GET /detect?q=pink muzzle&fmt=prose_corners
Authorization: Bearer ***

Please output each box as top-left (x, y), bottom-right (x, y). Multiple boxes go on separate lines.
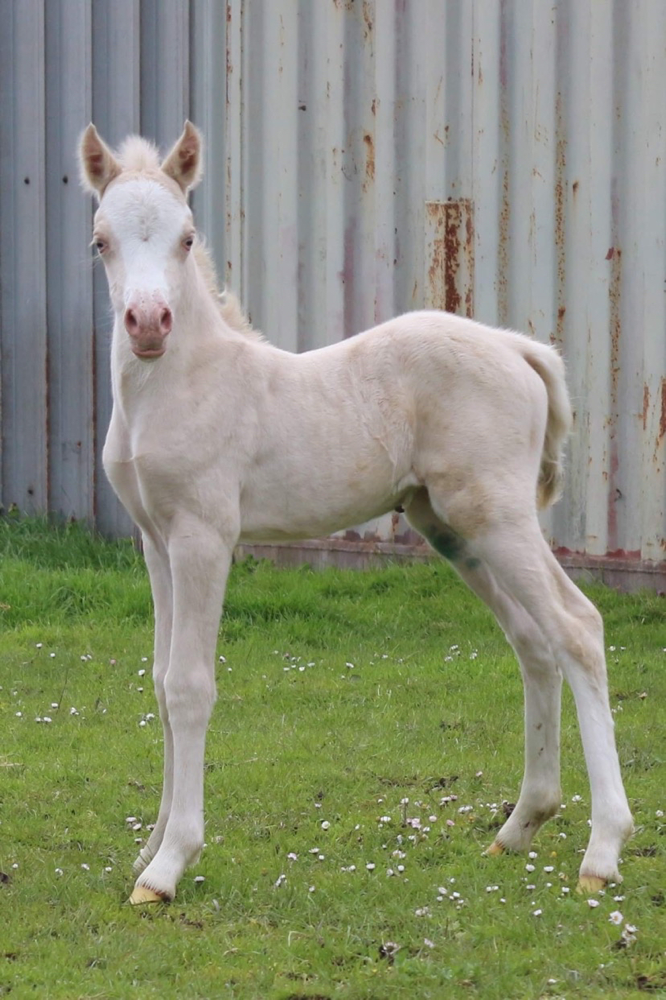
top-left (124, 294), bottom-right (172, 359)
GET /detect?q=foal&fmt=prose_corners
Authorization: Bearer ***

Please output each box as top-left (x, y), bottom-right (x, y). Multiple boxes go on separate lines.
top-left (79, 122), bottom-right (633, 904)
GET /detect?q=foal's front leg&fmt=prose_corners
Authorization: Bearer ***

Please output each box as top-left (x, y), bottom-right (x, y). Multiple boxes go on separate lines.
top-left (130, 521), bottom-right (234, 904)
top-left (132, 533), bottom-right (174, 876)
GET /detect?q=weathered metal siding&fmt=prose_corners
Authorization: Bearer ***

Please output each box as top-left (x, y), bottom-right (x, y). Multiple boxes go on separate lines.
top-left (209, 0), bottom-right (666, 584)
top-left (0, 0), bottom-right (191, 536)
top-left (1, 1), bottom-right (665, 587)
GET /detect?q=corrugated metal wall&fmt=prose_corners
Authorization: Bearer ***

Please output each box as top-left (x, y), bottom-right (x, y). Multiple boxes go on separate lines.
top-left (1, 1), bottom-right (665, 586)
top-left (0, 0), bottom-right (194, 537)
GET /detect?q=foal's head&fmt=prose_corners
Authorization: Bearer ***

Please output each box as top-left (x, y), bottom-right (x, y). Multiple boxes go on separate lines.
top-left (79, 122), bottom-right (203, 360)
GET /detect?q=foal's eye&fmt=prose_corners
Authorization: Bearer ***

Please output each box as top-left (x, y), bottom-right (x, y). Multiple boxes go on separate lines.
top-left (182, 235), bottom-right (195, 252)
top-left (93, 239), bottom-right (107, 255)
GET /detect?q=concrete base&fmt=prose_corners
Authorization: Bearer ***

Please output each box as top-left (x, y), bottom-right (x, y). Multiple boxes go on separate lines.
top-left (235, 538), bottom-right (666, 594)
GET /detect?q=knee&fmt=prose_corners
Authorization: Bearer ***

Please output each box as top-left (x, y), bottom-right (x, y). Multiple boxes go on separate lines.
top-left (164, 668), bottom-right (216, 724)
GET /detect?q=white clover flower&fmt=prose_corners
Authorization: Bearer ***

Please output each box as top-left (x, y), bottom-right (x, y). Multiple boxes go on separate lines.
top-left (366, 863), bottom-right (376, 871)
top-left (194, 875), bottom-right (205, 883)
top-left (533, 909), bottom-right (542, 917)
top-left (609, 911), bottom-right (623, 925)
top-left (587, 899), bottom-right (600, 908)
top-left (321, 821), bottom-right (330, 830)
top-left (621, 923), bottom-right (638, 946)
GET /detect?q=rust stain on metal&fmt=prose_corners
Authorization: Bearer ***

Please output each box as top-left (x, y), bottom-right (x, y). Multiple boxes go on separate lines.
top-left (642, 384), bottom-right (650, 431)
top-left (362, 0), bottom-right (373, 35)
top-left (660, 377), bottom-right (666, 441)
top-left (425, 200), bottom-right (475, 317)
top-left (608, 246), bottom-right (622, 396)
top-left (363, 133), bottom-right (375, 188)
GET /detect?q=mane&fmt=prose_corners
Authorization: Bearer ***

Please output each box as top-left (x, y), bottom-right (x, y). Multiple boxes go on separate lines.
top-left (193, 241), bottom-right (265, 342)
top-left (116, 136), bottom-right (162, 173)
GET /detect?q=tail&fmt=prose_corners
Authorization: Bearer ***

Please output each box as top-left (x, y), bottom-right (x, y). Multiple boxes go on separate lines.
top-left (517, 339), bottom-right (573, 509)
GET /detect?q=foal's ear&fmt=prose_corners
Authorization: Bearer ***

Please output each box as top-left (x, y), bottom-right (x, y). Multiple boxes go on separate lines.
top-left (78, 124), bottom-right (122, 199)
top-left (161, 121), bottom-right (203, 193)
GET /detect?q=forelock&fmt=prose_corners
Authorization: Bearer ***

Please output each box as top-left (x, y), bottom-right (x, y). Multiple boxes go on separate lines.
top-left (116, 136), bottom-right (161, 172)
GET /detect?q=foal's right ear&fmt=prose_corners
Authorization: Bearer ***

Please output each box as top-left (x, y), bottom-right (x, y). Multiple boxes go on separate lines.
top-left (79, 124), bottom-right (122, 199)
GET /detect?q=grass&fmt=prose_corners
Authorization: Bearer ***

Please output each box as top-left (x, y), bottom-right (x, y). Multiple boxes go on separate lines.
top-left (1, 515), bottom-right (665, 999)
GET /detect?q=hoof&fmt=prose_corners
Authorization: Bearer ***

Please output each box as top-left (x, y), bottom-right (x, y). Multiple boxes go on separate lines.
top-left (577, 874), bottom-right (606, 895)
top-left (484, 841), bottom-right (504, 857)
top-left (129, 884), bottom-right (167, 905)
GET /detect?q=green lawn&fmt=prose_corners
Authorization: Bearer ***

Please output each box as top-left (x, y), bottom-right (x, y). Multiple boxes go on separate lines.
top-left (1, 516), bottom-right (664, 999)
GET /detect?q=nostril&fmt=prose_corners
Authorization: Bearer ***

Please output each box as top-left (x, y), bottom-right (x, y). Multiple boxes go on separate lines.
top-left (160, 308), bottom-right (173, 334)
top-left (125, 308), bottom-right (139, 335)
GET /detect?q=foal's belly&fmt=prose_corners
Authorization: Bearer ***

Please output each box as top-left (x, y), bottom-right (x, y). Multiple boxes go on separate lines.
top-left (237, 471), bottom-right (420, 543)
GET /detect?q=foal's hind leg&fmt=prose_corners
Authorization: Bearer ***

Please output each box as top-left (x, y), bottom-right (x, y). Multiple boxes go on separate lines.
top-left (405, 490), bottom-right (564, 850)
top-left (457, 507), bottom-right (632, 888)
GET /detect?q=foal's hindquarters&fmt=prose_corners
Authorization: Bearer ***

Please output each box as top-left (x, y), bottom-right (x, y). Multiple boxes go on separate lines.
top-left (402, 360), bottom-right (633, 892)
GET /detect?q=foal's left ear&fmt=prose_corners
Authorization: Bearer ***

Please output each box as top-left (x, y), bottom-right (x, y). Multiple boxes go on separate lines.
top-left (161, 121), bottom-right (204, 193)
